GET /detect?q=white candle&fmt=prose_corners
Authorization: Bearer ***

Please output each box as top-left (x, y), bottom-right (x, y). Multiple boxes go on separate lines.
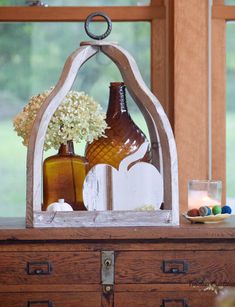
top-left (188, 190), bottom-right (220, 210)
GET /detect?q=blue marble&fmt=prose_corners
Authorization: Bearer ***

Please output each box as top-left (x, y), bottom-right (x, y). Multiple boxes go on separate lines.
top-left (221, 205), bottom-right (232, 214)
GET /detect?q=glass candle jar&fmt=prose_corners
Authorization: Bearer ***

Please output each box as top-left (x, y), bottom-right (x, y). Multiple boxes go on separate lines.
top-left (188, 180), bottom-right (222, 210)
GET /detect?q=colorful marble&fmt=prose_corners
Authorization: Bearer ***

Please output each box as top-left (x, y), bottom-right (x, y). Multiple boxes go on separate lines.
top-left (187, 208), bottom-right (200, 217)
top-left (199, 206), bottom-right (211, 216)
top-left (221, 205), bottom-right (232, 214)
top-left (212, 205), bottom-right (221, 215)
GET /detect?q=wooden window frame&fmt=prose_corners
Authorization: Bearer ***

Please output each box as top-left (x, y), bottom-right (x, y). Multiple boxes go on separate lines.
top-left (0, 1), bottom-right (177, 209)
top-left (213, 3), bottom-right (235, 20)
top-left (173, 0), bottom-right (233, 212)
top-left (0, 0), bottom-right (174, 120)
top-left (211, 0), bottom-right (226, 207)
top-left (2, 0), bottom-right (232, 214)
top-left (0, 2), bottom-right (174, 125)
top-left (212, 0), bottom-right (235, 205)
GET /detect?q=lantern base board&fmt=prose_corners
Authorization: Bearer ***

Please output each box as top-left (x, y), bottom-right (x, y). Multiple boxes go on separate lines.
top-left (32, 210), bottom-right (178, 228)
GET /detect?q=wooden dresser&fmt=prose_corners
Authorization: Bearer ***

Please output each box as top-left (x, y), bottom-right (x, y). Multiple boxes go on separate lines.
top-left (0, 217), bottom-right (235, 307)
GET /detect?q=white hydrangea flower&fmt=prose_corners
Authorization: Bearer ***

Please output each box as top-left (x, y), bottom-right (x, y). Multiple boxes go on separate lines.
top-left (13, 88), bottom-right (107, 151)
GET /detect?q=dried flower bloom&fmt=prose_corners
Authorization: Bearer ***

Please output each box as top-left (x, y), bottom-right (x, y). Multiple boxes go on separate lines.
top-left (13, 88), bottom-right (107, 151)
top-left (135, 204), bottom-right (156, 211)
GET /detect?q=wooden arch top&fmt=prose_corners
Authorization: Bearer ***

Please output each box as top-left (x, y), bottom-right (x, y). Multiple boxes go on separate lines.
top-left (26, 41), bottom-right (179, 228)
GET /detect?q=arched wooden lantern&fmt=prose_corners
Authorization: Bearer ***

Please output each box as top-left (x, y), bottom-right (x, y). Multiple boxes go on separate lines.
top-left (26, 16), bottom-right (179, 228)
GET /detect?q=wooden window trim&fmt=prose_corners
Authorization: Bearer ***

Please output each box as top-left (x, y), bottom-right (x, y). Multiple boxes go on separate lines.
top-left (0, 2), bottom-right (173, 118)
top-left (212, 0), bottom-right (226, 206)
top-left (213, 4), bottom-right (235, 21)
top-left (212, 1), bottom-right (235, 204)
top-left (212, 0), bottom-right (235, 205)
top-left (0, 1), bottom-right (174, 210)
top-left (0, 3), bottom-right (170, 98)
top-left (0, 6), bottom-right (165, 22)
top-left (5, 0), bottom-right (228, 213)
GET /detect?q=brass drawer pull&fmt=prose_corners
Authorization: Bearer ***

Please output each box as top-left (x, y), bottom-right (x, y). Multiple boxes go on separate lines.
top-left (162, 260), bottom-right (189, 274)
top-left (27, 301), bottom-right (53, 307)
top-left (26, 261), bottom-right (52, 275)
top-left (161, 298), bottom-right (188, 307)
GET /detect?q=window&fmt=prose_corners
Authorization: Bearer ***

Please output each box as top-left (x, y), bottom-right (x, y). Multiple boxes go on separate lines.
top-left (0, 1), bottom-right (171, 217)
top-left (226, 22), bottom-right (235, 206)
top-left (212, 0), bottom-right (235, 207)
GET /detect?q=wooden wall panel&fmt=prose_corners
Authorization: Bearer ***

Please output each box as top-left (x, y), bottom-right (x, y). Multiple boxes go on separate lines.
top-left (174, 0), bottom-right (209, 212)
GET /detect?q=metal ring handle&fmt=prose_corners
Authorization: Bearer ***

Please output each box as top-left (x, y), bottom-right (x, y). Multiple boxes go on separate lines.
top-left (84, 12), bottom-right (112, 40)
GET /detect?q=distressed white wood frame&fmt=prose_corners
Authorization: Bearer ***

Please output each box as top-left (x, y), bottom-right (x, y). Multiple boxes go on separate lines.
top-left (26, 41), bottom-right (179, 228)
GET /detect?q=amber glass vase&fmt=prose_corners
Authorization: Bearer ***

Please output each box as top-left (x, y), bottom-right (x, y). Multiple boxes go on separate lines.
top-left (43, 140), bottom-right (88, 211)
top-left (85, 82), bottom-right (151, 169)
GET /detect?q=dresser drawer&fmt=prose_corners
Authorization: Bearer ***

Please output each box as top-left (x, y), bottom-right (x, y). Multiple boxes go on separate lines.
top-left (0, 252), bottom-right (100, 285)
top-left (115, 251), bottom-right (235, 285)
top-left (0, 292), bottom-right (100, 307)
top-left (115, 291), bottom-right (215, 307)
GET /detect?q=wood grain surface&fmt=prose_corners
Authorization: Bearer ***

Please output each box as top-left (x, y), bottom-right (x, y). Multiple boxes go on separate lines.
top-left (33, 210), bottom-right (173, 228)
top-left (0, 292), bottom-right (101, 307)
top-left (174, 0), bottom-right (209, 213)
top-left (0, 217), bottom-right (233, 307)
top-left (0, 252), bottom-right (100, 285)
top-left (0, 6), bottom-right (165, 22)
top-left (0, 284), bottom-right (101, 293)
top-left (0, 241), bottom-right (234, 253)
top-left (212, 0), bottom-right (226, 203)
top-left (1, 216), bottom-right (235, 241)
top-left (213, 4), bottom-right (235, 21)
top-left (151, 18), bottom-right (166, 111)
top-left (115, 250), bottom-right (235, 285)
top-left (114, 291), bottom-right (215, 307)
top-left (0, 289), bottom-right (215, 307)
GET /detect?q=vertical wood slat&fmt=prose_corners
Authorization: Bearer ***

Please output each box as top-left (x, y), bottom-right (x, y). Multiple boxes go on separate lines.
top-left (150, 18), bottom-right (163, 171)
top-left (151, 0), bottom-right (174, 125)
top-left (212, 0), bottom-right (226, 203)
top-left (174, 0), bottom-right (209, 213)
top-left (165, 0), bottom-right (175, 127)
top-left (151, 18), bottom-right (166, 110)
top-left (151, 1), bottom-right (175, 209)
top-left (106, 167), bottom-right (113, 211)
top-left (150, 7), bottom-right (167, 188)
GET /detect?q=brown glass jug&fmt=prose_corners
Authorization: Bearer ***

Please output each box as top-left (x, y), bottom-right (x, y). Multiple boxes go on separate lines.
top-left (43, 140), bottom-right (88, 211)
top-left (85, 82), bottom-right (151, 169)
